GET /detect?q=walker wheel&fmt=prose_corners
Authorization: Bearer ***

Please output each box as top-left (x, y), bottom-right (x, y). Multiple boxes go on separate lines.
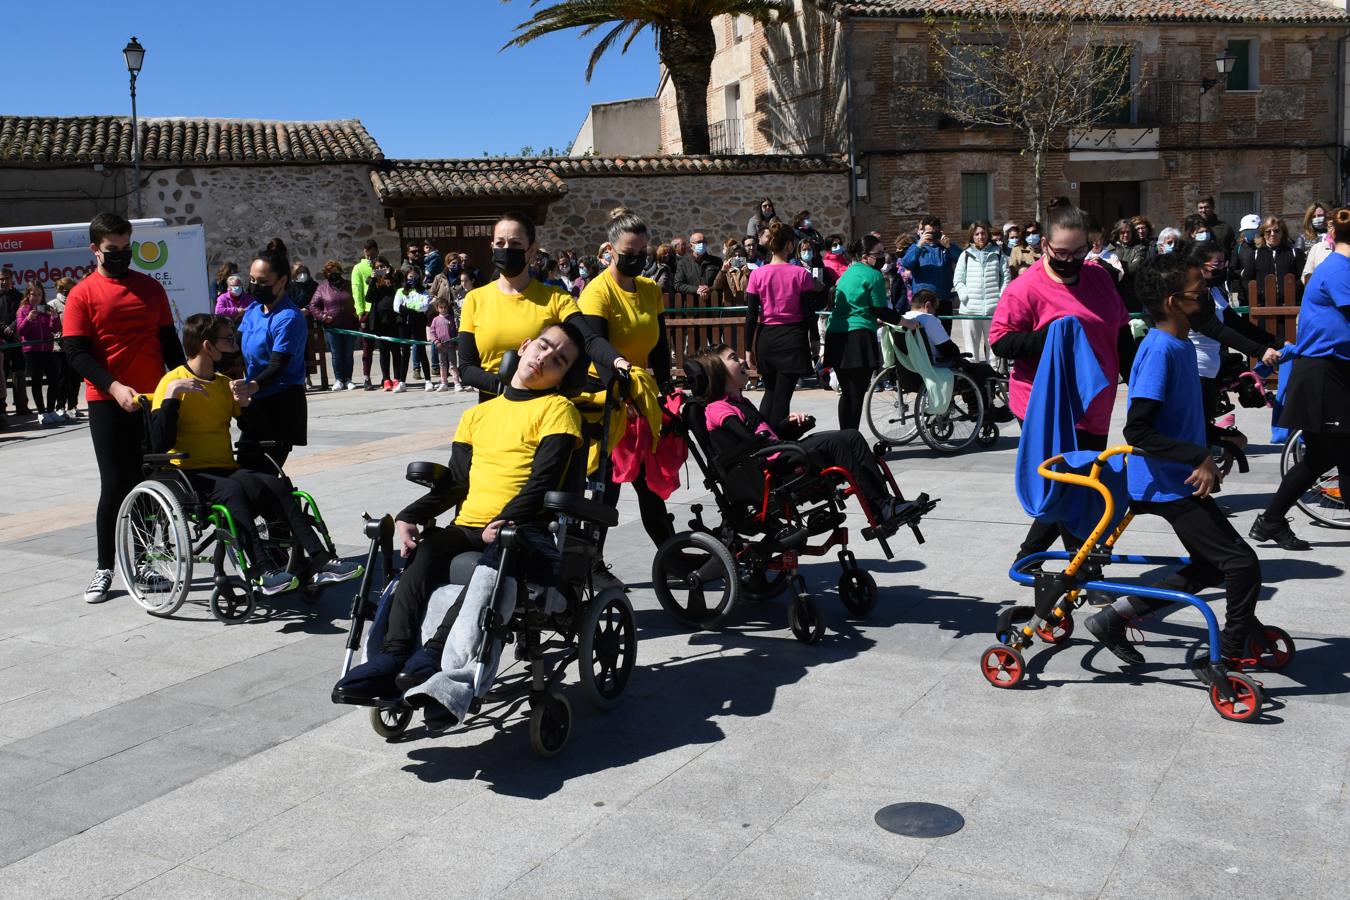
top-left (976, 422), bottom-right (999, 447)
top-left (788, 594), bottom-right (826, 644)
top-left (369, 705), bottom-right (413, 740)
top-left (209, 583), bottom-right (255, 623)
top-left (529, 691), bottom-right (572, 758)
top-left (1035, 612), bottom-right (1074, 644)
top-left (1244, 626), bottom-right (1296, 671)
top-left (837, 569), bottom-right (879, 618)
top-left (980, 644), bottom-right (1025, 688)
top-left (1209, 671), bottom-right (1263, 722)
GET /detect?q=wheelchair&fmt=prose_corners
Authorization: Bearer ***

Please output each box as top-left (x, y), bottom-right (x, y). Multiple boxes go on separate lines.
top-left (865, 324), bottom-right (1011, 453)
top-left (982, 446), bottom-right (1294, 722)
top-left (113, 399), bottom-right (338, 623)
top-left (331, 356), bottom-right (637, 758)
top-left (650, 360), bottom-right (938, 644)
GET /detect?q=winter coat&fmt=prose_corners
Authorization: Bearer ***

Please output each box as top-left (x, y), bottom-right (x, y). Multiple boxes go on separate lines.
top-left (307, 281), bottom-right (358, 330)
top-left (900, 241), bottom-right (961, 299)
top-left (1239, 243), bottom-right (1305, 304)
top-left (1008, 246), bottom-right (1042, 278)
top-left (16, 303), bottom-right (56, 352)
top-left (952, 244), bottom-right (1009, 316)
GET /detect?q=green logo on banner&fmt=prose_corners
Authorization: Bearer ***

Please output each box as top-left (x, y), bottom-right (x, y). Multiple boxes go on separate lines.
top-left (133, 239), bottom-right (169, 270)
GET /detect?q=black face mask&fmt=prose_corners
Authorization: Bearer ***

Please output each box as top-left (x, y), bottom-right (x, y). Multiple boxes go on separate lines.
top-left (1046, 255), bottom-right (1085, 282)
top-left (216, 350), bottom-right (242, 371)
top-left (1206, 268), bottom-right (1227, 285)
top-left (327, 273), bottom-right (344, 287)
top-left (493, 247), bottom-right (528, 278)
top-left (250, 281), bottom-right (274, 304)
top-left (615, 252), bottom-right (646, 278)
top-left (100, 248), bottom-right (133, 277)
top-left (870, 258), bottom-right (885, 272)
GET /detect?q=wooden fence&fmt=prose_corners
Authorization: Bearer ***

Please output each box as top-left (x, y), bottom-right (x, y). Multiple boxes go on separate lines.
top-left (663, 288), bottom-right (761, 379)
top-left (1244, 274), bottom-right (1301, 349)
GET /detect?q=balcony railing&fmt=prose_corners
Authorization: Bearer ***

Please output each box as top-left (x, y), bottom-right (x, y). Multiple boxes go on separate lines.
top-left (709, 117), bottom-right (745, 154)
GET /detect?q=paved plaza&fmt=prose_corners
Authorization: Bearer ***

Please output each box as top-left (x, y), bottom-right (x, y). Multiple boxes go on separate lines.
top-left (1, 379), bottom-right (1348, 899)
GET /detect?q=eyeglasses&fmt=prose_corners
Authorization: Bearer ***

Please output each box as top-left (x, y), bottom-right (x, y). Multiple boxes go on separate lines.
top-left (1170, 290), bottom-right (1209, 303)
top-left (1263, 228), bottom-right (1281, 235)
top-left (213, 334), bottom-right (238, 347)
top-left (1044, 243), bottom-right (1089, 262)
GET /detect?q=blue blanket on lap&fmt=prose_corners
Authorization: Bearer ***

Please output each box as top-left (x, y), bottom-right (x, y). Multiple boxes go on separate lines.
top-left (1014, 317), bottom-right (1127, 538)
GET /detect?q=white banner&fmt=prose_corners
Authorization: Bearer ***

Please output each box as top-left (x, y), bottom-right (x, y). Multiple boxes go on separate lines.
top-left (0, 222), bottom-right (210, 330)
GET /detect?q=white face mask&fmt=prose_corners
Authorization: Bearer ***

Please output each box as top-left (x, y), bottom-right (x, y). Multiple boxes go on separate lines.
top-left (295, 273), bottom-right (309, 283)
top-left (229, 285), bottom-right (243, 297)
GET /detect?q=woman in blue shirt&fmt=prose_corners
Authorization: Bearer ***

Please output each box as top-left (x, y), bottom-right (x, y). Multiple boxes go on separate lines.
top-left (1251, 208), bottom-right (1350, 550)
top-left (236, 238), bottom-right (309, 469)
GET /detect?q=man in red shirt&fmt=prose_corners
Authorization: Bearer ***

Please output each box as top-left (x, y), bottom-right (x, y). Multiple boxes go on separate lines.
top-left (63, 213), bottom-right (186, 603)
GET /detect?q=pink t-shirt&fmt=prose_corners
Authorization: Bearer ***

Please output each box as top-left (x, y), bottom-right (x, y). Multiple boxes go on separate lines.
top-left (989, 259), bottom-right (1129, 435)
top-left (746, 263), bottom-right (815, 326)
top-left (705, 396), bottom-right (778, 439)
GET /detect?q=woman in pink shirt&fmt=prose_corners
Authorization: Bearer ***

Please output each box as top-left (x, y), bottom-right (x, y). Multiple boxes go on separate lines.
top-left (214, 274), bottom-right (254, 321)
top-left (990, 204), bottom-right (1133, 560)
top-left (745, 222), bottom-right (827, 429)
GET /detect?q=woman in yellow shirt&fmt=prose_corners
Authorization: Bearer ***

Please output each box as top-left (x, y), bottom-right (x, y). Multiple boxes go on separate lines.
top-left (457, 213), bottom-right (621, 401)
top-left (579, 208), bottom-right (675, 585)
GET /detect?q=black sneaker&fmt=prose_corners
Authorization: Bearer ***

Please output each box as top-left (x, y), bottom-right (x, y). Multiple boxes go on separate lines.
top-left (363, 379), bottom-right (376, 391)
top-left (422, 699), bottom-right (459, 734)
top-left (590, 559), bottom-right (627, 593)
top-left (1248, 514), bottom-right (1311, 551)
top-left (254, 569), bottom-right (298, 596)
top-left (309, 557), bottom-right (363, 588)
top-left (1085, 607), bottom-right (1145, 665)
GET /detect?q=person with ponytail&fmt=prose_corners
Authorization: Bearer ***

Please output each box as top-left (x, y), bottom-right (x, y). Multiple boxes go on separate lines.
top-left (1249, 207), bottom-right (1350, 550)
top-left (456, 212), bottom-right (620, 402)
top-left (235, 238), bottom-right (309, 469)
top-left (824, 233), bottom-right (905, 430)
top-left (745, 220), bottom-right (825, 429)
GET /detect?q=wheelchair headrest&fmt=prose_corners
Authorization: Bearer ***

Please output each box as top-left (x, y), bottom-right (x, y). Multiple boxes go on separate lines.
top-left (496, 341), bottom-right (589, 397)
top-left (683, 359), bottom-right (710, 399)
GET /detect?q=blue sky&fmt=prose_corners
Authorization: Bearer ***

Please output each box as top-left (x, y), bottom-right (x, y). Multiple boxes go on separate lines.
top-left (7, 0), bottom-right (660, 158)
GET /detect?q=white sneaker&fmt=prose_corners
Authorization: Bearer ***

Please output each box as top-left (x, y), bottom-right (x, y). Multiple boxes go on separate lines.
top-left (346, 381), bottom-right (360, 391)
top-left (84, 568), bottom-right (114, 603)
top-left (330, 381), bottom-right (345, 392)
top-left (39, 412), bottom-right (56, 426)
top-left (454, 384), bottom-right (466, 393)
top-left (424, 382), bottom-right (435, 393)
top-left (392, 381), bottom-right (406, 394)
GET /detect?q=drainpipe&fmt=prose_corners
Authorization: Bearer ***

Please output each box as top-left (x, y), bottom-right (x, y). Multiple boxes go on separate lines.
top-left (839, 9), bottom-right (859, 230)
top-left (1339, 26), bottom-right (1348, 202)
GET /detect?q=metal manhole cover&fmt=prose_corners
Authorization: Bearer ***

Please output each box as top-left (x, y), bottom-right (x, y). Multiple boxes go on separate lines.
top-left (874, 802), bottom-right (965, 837)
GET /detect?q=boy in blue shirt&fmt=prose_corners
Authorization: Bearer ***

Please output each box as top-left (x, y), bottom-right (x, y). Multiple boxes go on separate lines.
top-left (1085, 253), bottom-right (1264, 666)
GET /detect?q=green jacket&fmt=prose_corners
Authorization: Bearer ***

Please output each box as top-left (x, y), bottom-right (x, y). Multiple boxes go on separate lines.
top-left (351, 258), bottom-right (374, 317)
top-left (827, 262), bottom-right (888, 333)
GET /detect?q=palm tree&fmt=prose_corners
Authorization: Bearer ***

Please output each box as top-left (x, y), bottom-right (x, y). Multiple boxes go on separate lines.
top-left (503, 0), bottom-right (791, 155)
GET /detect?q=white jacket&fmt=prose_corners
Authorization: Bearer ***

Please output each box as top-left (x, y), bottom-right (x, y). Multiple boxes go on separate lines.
top-left (953, 245), bottom-right (1009, 316)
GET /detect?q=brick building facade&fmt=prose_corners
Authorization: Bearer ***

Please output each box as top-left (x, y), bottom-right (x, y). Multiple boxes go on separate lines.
top-left (659, 0), bottom-right (1350, 237)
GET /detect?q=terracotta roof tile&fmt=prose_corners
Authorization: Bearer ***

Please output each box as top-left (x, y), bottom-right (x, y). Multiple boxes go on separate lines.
top-left (371, 155), bottom-right (848, 202)
top-left (0, 116), bottom-right (383, 167)
top-left (834, 0), bottom-right (1350, 23)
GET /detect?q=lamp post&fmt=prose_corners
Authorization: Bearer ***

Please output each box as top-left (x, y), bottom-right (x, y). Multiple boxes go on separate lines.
top-left (123, 36), bottom-right (145, 218)
top-left (1197, 51), bottom-right (1238, 200)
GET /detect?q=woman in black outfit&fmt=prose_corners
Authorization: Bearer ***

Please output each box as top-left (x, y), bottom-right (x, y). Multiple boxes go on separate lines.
top-left (745, 221), bottom-right (825, 428)
top-left (1239, 216), bottom-right (1305, 305)
top-left (365, 257), bottom-right (399, 389)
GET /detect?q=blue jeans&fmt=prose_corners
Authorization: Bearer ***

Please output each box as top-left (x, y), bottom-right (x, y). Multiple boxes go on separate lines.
top-left (325, 330), bottom-right (355, 384)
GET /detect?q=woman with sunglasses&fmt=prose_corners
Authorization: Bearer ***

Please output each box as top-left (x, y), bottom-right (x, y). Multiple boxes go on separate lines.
top-left (1008, 220), bottom-right (1043, 278)
top-left (1239, 216), bottom-right (1305, 305)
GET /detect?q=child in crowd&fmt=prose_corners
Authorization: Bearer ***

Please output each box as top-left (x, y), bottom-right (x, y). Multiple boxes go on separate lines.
top-left (902, 289), bottom-right (1012, 422)
top-left (150, 313), bottom-right (362, 595)
top-left (16, 281), bottom-right (62, 426)
top-left (394, 268), bottom-right (432, 390)
top-left (429, 298), bottom-right (463, 392)
top-left (1085, 253), bottom-right (1265, 667)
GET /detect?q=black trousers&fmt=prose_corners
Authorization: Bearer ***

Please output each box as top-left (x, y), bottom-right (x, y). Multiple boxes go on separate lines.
top-left (382, 524), bottom-right (486, 657)
top-left (600, 464), bottom-right (674, 552)
top-left (1265, 431), bottom-right (1350, 521)
top-left (1016, 429), bottom-right (1109, 562)
top-left (237, 385), bottom-right (306, 470)
top-left (836, 367), bottom-right (872, 432)
top-left (187, 468), bottom-right (326, 570)
top-left (89, 401), bottom-right (145, 570)
top-left (56, 349), bottom-right (81, 409)
top-left (3, 348), bottom-right (26, 414)
top-left (1125, 496), bottom-right (1261, 657)
top-left (757, 362), bottom-right (799, 433)
top-left (801, 429), bottom-right (889, 507)
top-left (24, 351), bottom-right (58, 413)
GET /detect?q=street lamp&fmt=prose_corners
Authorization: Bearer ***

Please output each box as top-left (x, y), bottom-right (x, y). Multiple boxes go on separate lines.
top-left (123, 36), bottom-right (145, 217)
top-left (1197, 50), bottom-right (1237, 203)
top-left (1202, 50), bottom-right (1237, 94)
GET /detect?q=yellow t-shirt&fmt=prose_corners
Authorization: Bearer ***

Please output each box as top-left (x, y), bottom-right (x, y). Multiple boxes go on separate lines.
top-left (151, 365), bottom-right (241, 470)
top-left (459, 280), bottom-right (581, 377)
top-left (453, 391), bottom-right (582, 529)
top-left (577, 269), bottom-right (663, 375)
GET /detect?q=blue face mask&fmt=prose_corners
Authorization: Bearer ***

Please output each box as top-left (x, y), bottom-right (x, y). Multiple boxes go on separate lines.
top-left (578, 268), bottom-right (590, 279)
top-left (1195, 231), bottom-right (1210, 242)
top-left (1026, 234), bottom-right (1041, 247)
top-left (693, 242), bottom-right (706, 255)
top-left (1161, 243), bottom-right (1175, 254)
top-left (801, 250), bottom-right (814, 262)
top-left (803, 218), bottom-right (813, 229)
top-left (1008, 237), bottom-right (1020, 248)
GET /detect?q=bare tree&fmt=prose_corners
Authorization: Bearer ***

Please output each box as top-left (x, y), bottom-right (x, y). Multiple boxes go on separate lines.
top-left (904, 6), bottom-right (1141, 213)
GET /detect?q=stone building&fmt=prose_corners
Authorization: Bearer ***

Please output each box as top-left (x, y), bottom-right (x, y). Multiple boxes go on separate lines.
top-left (0, 116), bottom-right (396, 273)
top-left (659, 0), bottom-right (1350, 236)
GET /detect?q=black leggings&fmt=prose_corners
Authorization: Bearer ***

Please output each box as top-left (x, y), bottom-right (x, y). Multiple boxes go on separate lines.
top-left (397, 321), bottom-right (429, 381)
top-left (383, 524), bottom-right (486, 657)
top-left (801, 429), bottom-right (889, 507)
top-left (836, 367), bottom-right (873, 432)
top-left (89, 401), bottom-right (146, 570)
top-left (1264, 430), bottom-right (1350, 521)
top-left (187, 468), bottom-right (326, 570)
top-left (757, 362), bottom-right (799, 433)
top-left (600, 465), bottom-right (674, 553)
top-left (1114, 496), bottom-right (1261, 657)
top-left (24, 351), bottom-right (58, 413)
top-left (1016, 429), bottom-right (1109, 562)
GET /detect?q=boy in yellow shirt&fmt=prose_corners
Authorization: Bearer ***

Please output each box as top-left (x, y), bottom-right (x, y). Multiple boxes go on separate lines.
top-left (150, 314), bottom-right (361, 595)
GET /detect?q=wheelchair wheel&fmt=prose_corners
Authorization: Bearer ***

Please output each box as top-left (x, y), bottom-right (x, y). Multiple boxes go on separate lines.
top-left (865, 367), bottom-right (920, 446)
top-left (209, 583), bottom-right (255, 623)
top-left (975, 422), bottom-right (999, 447)
top-left (741, 567), bottom-right (789, 603)
top-left (980, 645), bottom-right (1025, 688)
top-left (917, 370), bottom-right (984, 454)
top-left (577, 588), bottom-right (637, 711)
top-left (529, 691), bottom-right (572, 758)
top-left (837, 569), bottom-right (879, 618)
top-left (652, 531), bottom-right (739, 630)
top-left (1281, 430), bottom-right (1348, 528)
top-left (788, 592), bottom-right (826, 644)
top-left (370, 705), bottom-right (413, 740)
top-left (1209, 671), bottom-right (1263, 722)
top-left (1244, 625), bottom-right (1296, 671)
top-left (115, 481), bottom-right (193, 617)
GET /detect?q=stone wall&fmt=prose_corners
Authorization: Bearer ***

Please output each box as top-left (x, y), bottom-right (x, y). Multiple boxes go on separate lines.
top-left (140, 163), bottom-right (397, 273)
top-left (537, 170), bottom-right (850, 254)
